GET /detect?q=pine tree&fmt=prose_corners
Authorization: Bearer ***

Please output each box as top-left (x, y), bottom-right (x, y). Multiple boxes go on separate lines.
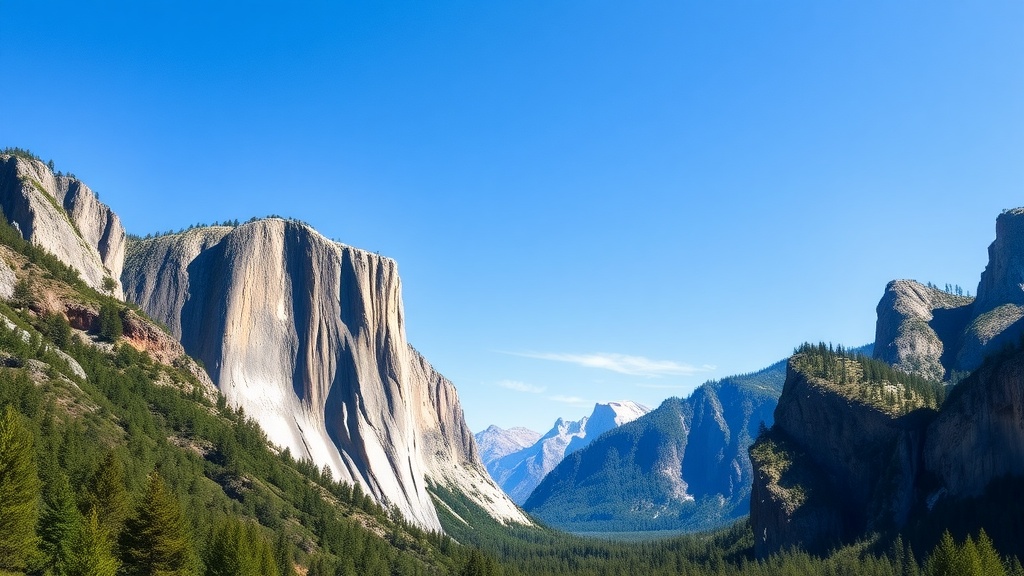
top-left (925, 531), bottom-right (959, 576)
top-left (98, 302), bottom-right (123, 342)
top-left (83, 451), bottom-right (130, 538)
top-left (39, 469), bottom-right (83, 576)
top-left (204, 516), bottom-right (279, 576)
top-left (274, 530), bottom-right (294, 576)
top-left (120, 473), bottom-right (196, 576)
top-left (975, 529), bottom-right (1007, 576)
top-left (68, 507), bottom-right (119, 576)
top-left (0, 405), bottom-right (41, 573)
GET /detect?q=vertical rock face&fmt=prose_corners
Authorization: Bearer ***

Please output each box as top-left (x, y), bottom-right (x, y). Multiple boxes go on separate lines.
top-left (924, 351), bottom-right (1024, 498)
top-left (0, 155), bottom-right (125, 297)
top-left (122, 219), bottom-right (530, 530)
top-left (874, 208), bottom-right (1024, 380)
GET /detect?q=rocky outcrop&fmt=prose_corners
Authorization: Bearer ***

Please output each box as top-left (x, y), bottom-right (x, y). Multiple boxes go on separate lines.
top-left (750, 359), bottom-right (927, 557)
top-left (485, 401), bottom-right (649, 504)
top-left (0, 155), bottom-right (125, 298)
top-left (122, 219), bottom-right (529, 530)
top-left (524, 361), bottom-right (785, 533)
top-left (873, 280), bottom-right (973, 381)
top-left (875, 209), bottom-right (1024, 380)
top-left (751, 344), bottom-right (1024, 558)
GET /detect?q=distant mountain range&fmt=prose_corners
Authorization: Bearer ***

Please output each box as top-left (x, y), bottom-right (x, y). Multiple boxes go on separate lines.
top-left (476, 401), bottom-right (650, 504)
top-left (522, 361), bottom-right (786, 532)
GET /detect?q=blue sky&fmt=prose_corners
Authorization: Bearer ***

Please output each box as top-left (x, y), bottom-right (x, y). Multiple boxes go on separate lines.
top-left (3, 2), bottom-right (1022, 433)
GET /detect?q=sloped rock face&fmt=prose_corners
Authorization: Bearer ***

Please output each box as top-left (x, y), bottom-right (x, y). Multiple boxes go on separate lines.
top-left (873, 280), bottom-right (973, 381)
top-left (875, 209), bottom-right (1024, 380)
top-left (0, 155), bottom-right (125, 298)
top-left (122, 219), bottom-right (529, 530)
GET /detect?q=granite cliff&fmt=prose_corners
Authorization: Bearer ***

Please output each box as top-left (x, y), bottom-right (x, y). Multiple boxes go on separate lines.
top-left (122, 219), bottom-right (529, 531)
top-left (0, 154), bottom-right (125, 298)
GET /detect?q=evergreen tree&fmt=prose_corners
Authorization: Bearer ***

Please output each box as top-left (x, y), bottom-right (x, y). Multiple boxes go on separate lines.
top-left (83, 451), bottom-right (130, 537)
top-left (98, 302), bottom-right (123, 342)
top-left (39, 469), bottom-right (83, 576)
top-left (0, 405), bottom-right (41, 573)
top-left (925, 531), bottom-right (959, 576)
top-left (274, 530), bottom-right (294, 576)
top-left (67, 507), bottom-right (119, 576)
top-left (120, 473), bottom-right (196, 576)
top-left (204, 516), bottom-right (279, 576)
top-left (975, 530), bottom-right (1007, 576)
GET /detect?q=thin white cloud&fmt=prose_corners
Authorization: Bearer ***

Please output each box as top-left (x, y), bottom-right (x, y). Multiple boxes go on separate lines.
top-left (497, 380), bottom-right (546, 394)
top-left (633, 382), bottom-right (691, 390)
top-left (509, 351), bottom-right (714, 378)
top-left (548, 394), bottom-right (590, 406)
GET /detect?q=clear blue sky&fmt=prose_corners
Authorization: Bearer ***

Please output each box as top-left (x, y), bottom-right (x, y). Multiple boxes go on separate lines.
top-left (3, 2), bottom-right (1022, 433)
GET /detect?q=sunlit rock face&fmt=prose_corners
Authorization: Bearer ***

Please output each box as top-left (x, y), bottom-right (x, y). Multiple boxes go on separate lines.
top-left (0, 155), bottom-right (125, 298)
top-left (123, 218), bottom-right (530, 531)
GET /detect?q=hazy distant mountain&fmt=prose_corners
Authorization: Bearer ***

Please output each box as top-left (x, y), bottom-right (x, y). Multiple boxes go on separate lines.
top-left (475, 425), bottom-right (541, 467)
top-left (524, 362), bottom-right (788, 533)
top-left (484, 401), bottom-right (650, 504)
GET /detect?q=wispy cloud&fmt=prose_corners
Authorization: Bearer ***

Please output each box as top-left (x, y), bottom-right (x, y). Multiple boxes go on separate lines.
top-left (509, 351), bottom-right (714, 378)
top-left (548, 394), bottom-right (590, 407)
top-left (633, 382), bottom-right (692, 390)
top-left (497, 380), bottom-right (546, 394)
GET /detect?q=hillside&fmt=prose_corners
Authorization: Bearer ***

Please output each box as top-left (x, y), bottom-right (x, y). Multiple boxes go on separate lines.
top-left (523, 360), bottom-right (787, 533)
top-left (0, 206), bottom-right (486, 575)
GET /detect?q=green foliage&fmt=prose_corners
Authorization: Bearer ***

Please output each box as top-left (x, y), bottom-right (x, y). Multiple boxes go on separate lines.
top-left (67, 507), bottom-right (120, 576)
top-left (98, 301), bottom-right (123, 342)
top-left (120, 473), bottom-right (197, 576)
top-left (101, 276), bottom-right (117, 294)
top-left (39, 469), bottom-right (83, 576)
top-left (0, 405), bottom-right (41, 573)
top-left (792, 342), bottom-right (945, 414)
top-left (82, 451), bottom-right (130, 537)
top-left (205, 516), bottom-right (279, 576)
top-left (40, 312), bottom-right (72, 349)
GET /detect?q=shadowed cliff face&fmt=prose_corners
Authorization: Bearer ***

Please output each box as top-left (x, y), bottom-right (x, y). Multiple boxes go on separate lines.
top-left (0, 155), bottom-right (125, 297)
top-left (751, 346), bottom-right (1024, 559)
top-left (122, 219), bottom-right (529, 531)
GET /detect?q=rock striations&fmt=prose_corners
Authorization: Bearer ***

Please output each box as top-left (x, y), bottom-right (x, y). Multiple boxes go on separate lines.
top-left (122, 219), bottom-right (529, 531)
top-left (483, 401), bottom-right (649, 505)
top-left (0, 155), bottom-right (125, 298)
